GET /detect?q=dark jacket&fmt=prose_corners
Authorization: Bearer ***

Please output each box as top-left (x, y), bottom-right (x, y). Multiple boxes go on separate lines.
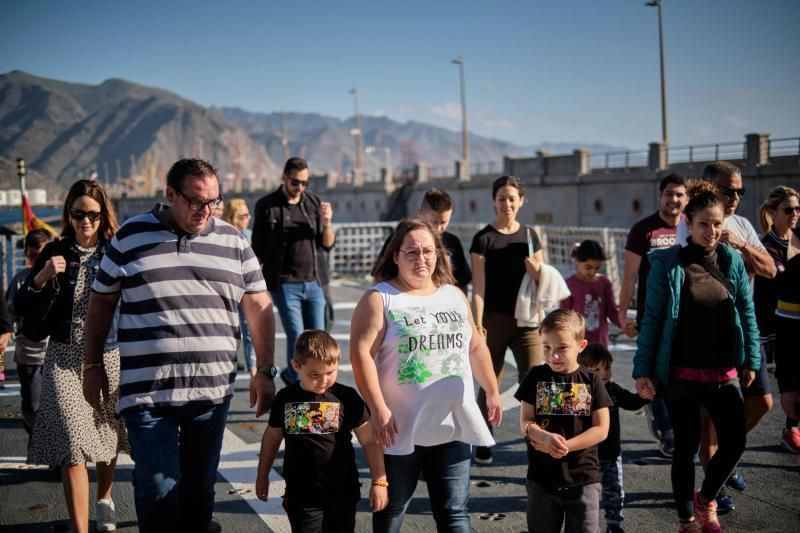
top-left (599, 381), bottom-right (649, 460)
top-left (14, 237), bottom-right (117, 347)
top-left (632, 243), bottom-right (761, 387)
top-left (251, 187), bottom-right (335, 291)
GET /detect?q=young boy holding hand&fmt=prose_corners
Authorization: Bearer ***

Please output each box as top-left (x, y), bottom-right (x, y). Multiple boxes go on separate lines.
top-left (515, 309), bottom-right (611, 533)
top-left (256, 330), bottom-right (387, 532)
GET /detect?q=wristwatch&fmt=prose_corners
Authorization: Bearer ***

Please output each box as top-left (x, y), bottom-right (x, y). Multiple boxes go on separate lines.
top-left (257, 364), bottom-right (279, 378)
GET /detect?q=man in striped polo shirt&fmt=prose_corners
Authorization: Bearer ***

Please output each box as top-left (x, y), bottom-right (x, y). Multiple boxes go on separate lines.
top-left (83, 159), bottom-right (277, 532)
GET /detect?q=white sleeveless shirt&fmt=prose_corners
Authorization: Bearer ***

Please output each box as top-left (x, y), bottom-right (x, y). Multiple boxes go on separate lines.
top-left (372, 282), bottom-right (495, 455)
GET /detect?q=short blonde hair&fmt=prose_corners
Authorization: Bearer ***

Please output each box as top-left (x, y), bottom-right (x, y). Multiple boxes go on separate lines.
top-left (294, 329), bottom-right (341, 366)
top-left (222, 198), bottom-right (248, 225)
top-left (540, 309), bottom-right (586, 343)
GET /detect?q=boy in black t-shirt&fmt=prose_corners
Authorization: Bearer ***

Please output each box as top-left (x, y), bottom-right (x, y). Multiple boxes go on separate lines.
top-left (256, 330), bottom-right (387, 531)
top-left (515, 309), bottom-right (612, 533)
top-left (579, 343), bottom-right (649, 533)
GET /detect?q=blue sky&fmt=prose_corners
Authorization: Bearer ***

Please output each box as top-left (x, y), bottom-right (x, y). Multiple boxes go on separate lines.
top-left (2, 0), bottom-right (798, 150)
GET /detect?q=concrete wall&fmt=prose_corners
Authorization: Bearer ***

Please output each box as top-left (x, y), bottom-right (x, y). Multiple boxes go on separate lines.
top-left (114, 133), bottom-right (800, 232)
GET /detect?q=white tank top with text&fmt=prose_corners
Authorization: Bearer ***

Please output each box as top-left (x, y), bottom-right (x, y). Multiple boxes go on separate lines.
top-left (372, 281), bottom-right (495, 455)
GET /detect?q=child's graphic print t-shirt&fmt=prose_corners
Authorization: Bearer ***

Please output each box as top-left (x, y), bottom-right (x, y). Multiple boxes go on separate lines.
top-left (514, 364), bottom-right (612, 489)
top-left (268, 382), bottom-right (369, 497)
top-left (372, 282), bottom-right (495, 455)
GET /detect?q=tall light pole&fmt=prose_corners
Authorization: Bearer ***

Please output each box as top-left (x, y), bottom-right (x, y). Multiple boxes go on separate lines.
top-left (349, 87), bottom-right (363, 185)
top-left (281, 111), bottom-right (290, 163)
top-left (646, 0), bottom-right (668, 147)
top-left (451, 56), bottom-right (469, 163)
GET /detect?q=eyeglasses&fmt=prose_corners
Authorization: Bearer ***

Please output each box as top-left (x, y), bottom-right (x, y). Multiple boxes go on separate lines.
top-left (782, 206), bottom-right (800, 215)
top-left (236, 213), bottom-right (251, 219)
top-left (721, 186), bottom-right (746, 198)
top-left (288, 178), bottom-right (309, 188)
top-left (70, 209), bottom-right (102, 222)
top-left (176, 190), bottom-right (223, 212)
top-left (399, 248), bottom-right (437, 261)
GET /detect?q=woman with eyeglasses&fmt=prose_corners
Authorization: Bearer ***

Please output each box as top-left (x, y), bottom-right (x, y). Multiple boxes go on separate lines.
top-left (223, 198), bottom-right (257, 377)
top-left (755, 186), bottom-right (800, 452)
top-left (17, 180), bottom-right (127, 533)
top-left (469, 175), bottom-right (545, 465)
top-left (350, 218), bottom-right (500, 532)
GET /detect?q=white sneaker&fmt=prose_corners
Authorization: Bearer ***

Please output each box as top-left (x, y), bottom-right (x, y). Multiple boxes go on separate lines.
top-left (95, 498), bottom-right (117, 532)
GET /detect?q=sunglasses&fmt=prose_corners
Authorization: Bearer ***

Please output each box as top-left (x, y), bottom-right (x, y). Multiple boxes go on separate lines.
top-left (176, 190), bottom-right (224, 212)
top-left (721, 186), bottom-right (746, 198)
top-left (288, 178), bottom-right (309, 188)
top-left (782, 206), bottom-right (800, 215)
top-left (70, 209), bottom-right (102, 222)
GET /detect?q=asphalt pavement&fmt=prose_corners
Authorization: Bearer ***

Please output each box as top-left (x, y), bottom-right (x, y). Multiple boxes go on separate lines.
top-left (1, 279), bottom-right (798, 532)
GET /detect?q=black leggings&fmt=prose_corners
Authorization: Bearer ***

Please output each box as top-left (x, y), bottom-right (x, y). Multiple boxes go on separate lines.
top-left (666, 379), bottom-right (746, 520)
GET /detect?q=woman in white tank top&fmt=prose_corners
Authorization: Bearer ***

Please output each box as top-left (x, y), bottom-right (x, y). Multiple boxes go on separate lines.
top-left (350, 218), bottom-right (501, 533)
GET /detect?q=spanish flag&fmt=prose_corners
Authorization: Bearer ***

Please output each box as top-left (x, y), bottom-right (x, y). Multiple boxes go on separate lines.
top-left (22, 194), bottom-right (57, 236)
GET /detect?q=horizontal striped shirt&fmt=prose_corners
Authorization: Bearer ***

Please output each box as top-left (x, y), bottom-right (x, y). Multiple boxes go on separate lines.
top-left (92, 209), bottom-right (267, 414)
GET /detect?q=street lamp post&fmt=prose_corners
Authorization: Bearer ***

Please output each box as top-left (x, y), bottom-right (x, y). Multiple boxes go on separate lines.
top-left (646, 0), bottom-right (668, 149)
top-left (349, 87), bottom-right (364, 185)
top-left (451, 56), bottom-right (469, 167)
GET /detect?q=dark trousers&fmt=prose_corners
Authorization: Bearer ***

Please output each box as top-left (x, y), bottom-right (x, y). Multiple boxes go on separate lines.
top-left (123, 399), bottom-right (230, 533)
top-left (526, 479), bottom-right (601, 533)
top-left (286, 490), bottom-right (358, 533)
top-left (478, 310), bottom-right (543, 431)
top-left (666, 379), bottom-right (746, 520)
top-left (17, 363), bottom-right (43, 441)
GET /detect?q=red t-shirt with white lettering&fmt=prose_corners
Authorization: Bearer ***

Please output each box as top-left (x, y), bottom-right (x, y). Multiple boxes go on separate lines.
top-left (625, 212), bottom-right (681, 323)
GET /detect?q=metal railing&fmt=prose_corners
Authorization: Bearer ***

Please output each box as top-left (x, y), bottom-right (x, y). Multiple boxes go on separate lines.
top-left (768, 137), bottom-right (800, 158)
top-left (667, 141), bottom-right (746, 164)
top-left (330, 221), bottom-right (630, 302)
top-left (589, 150), bottom-right (649, 170)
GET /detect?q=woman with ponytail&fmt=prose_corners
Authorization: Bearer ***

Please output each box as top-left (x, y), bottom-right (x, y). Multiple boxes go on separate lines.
top-left (632, 180), bottom-right (760, 533)
top-left (755, 186), bottom-right (800, 452)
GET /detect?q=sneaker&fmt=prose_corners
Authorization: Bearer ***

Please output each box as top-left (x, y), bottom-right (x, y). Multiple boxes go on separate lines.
top-left (474, 446), bottom-right (493, 465)
top-left (678, 519), bottom-right (702, 533)
top-left (725, 471), bottom-right (745, 491)
top-left (207, 514), bottom-right (222, 533)
top-left (606, 525), bottom-right (625, 533)
top-left (659, 436), bottom-right (675, 458)
top-left (95, 499), bottom-right (117, 532)
top-left (715, 491), bottom-right (735, 514)
top-left (693, 492), bottom-right (722, 533)
top-left (780, 427), bottom-right (800, 454)
top-left (644, 404), bottom-right (661, 442)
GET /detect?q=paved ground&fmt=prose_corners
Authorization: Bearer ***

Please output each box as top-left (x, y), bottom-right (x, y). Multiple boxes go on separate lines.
top-left (1, 278), bottom-right (799, 532)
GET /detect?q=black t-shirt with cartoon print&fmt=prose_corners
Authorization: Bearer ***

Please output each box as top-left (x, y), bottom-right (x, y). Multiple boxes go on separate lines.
top-left (514, 364), bottom-right (612, 489)
top-left (269, 382), bottom-right (370, 497)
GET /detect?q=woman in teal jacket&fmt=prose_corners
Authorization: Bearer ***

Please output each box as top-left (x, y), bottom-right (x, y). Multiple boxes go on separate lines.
top-left (632, 180), bottom-right (759, 533)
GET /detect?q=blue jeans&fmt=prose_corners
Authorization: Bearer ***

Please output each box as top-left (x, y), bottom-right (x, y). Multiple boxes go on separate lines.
top-left (270, 280), bottom-right (326, 383)
top-left (238, 307), bottom-right (256, 371)
top-left (599, 456), bottom-right (625, 525)
top-left (374, 441), bottom-right (472, 533)
top-left (122, 398), bottom-right (230, 533)
top-left (652, 397), bottom-right (673, 434)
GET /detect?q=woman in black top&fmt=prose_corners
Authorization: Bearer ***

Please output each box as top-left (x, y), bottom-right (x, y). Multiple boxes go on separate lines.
top-left (470, 175), bottom-right (543, 464)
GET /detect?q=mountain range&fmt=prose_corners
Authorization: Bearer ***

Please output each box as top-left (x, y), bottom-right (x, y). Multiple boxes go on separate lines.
top-left (0, 70), bottom-right (625, 195)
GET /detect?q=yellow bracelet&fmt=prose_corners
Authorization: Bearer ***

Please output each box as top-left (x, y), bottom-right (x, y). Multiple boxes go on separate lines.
top-left (371, 479), bottom-right (389, 488)
top-left (524, 421), bottom-right (536, 439)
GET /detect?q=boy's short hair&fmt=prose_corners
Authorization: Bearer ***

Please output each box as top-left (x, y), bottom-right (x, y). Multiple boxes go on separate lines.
top-left (24, 228), bottom-right (53, 250)
top-left (540, 309), bottom-right (585, 343)
top-left (578, 343), bottom-right (614, 368)
top-left (293, 329), bottom-right (341, 366)
top-left (421, 188), bottom-right (453, 213)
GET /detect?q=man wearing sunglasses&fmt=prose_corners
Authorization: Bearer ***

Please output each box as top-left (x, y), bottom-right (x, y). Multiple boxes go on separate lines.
top-left (83, 158), bottom-right (277, 532)
top-left (675, 160), bottom-right (776, 513)
top-left (252, 157), bottom-right (335, 385)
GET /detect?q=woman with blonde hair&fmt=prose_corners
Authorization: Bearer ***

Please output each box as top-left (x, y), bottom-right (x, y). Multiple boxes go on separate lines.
top-left (755, 185), bottom-right (800, 452)
top-left (222, 198), bottom-right (257, 377)
top-left (17, 179), bottom-right (127, 532)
